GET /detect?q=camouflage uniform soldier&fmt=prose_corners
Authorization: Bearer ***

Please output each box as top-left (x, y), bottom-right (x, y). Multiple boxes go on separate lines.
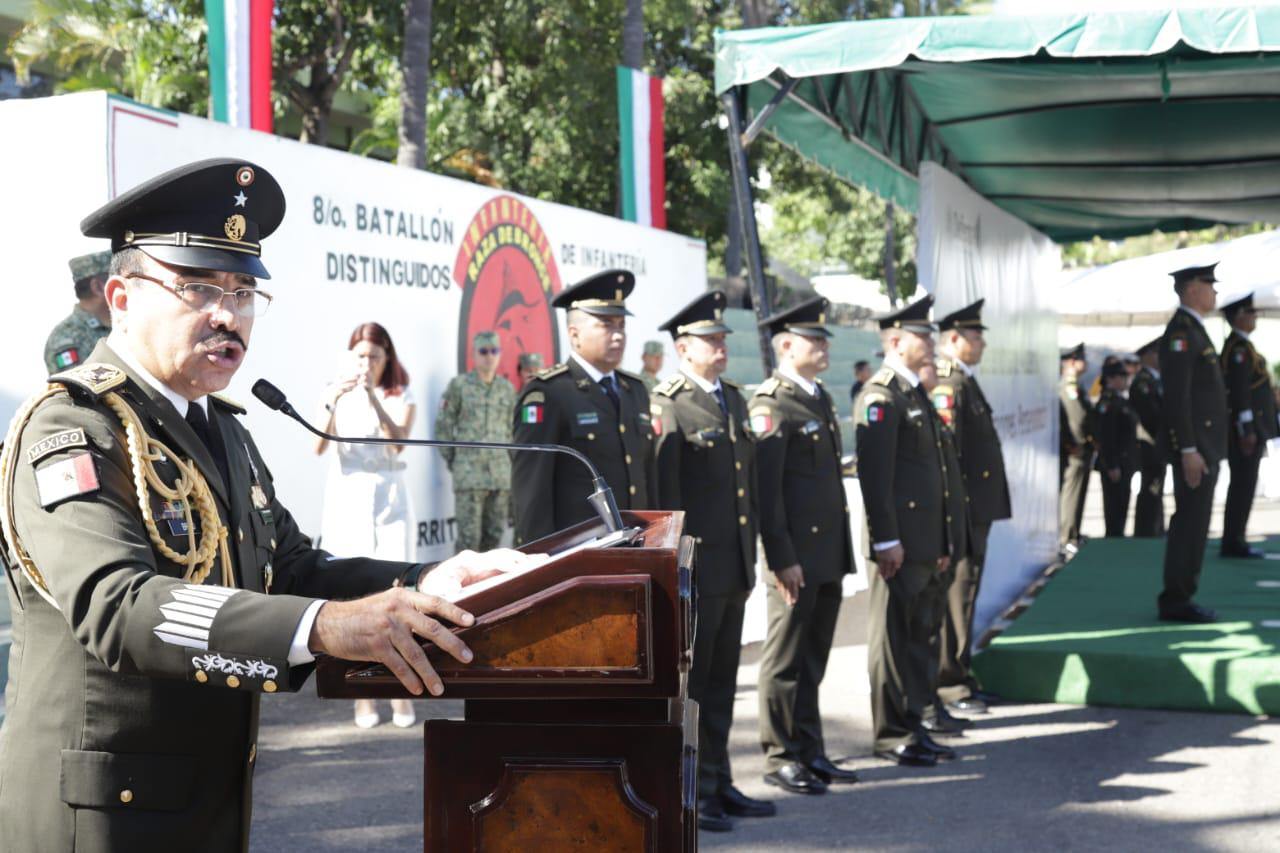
top-left (43, 250), bottom-right (112, 373)
top-left (516, 351), bottom-right (544, 392)
top-left (641, 340), bottom-right (665, 392)
top-left (436, 331), bottom-right (516, 552)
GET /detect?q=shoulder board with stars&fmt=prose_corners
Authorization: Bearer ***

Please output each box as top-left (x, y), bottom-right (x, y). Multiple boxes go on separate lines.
top-left (721, 376), bottom-right (741, 389)
top-left (209, 392), bottom-right (247, 415)
top-left (935, 358), bottom-right (955, 378)
top-left (50, 363), bottom-right (126, 401)
top-left (534, 364), bottom-right (569, 381)
top-left (616, 367), bottom-right (644, 384)
top-left (755, 377), bottom-right (781, 398)
top-left (654, 375), bottom-right (685, 398)
top-left (871, 367), bottom-right (896, 386)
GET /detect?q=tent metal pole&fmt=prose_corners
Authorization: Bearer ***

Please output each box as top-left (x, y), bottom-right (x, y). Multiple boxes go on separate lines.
top-left (722, 87), bottom-right (777, 378)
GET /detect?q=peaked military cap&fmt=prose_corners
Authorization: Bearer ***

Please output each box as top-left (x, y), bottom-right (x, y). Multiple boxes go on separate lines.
top-left (659, 290), bottom-right (731, 339)
top-left (1221, 291), bottom-right (1255, 318)
top-left (938, 298), bottom-right (987, 332)
top-left (1169, 262), bottom-right (1219, 286)
top-left (760, 295), bottom-right (832, 338)
top-left (552, 269), bottom-right (635, 316)
top-left (68, 250), bottom-right (111, 282)
top-left (80, 158), bottom-right (286, 279)
top-left (876, 294), bottom-right (936, 335)
top-left (1102, 360), bottom-right (1129, 380)
top-left (1060, 343), bottom-right (1086, 361)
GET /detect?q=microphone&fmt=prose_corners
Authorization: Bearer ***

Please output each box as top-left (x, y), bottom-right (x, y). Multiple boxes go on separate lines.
top-left (251, 378), bottom-right (625, 533)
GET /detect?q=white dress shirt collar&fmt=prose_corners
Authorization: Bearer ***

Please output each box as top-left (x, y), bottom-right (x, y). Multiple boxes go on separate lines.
top-left (883, 354), bottom-right (922, 389)
top-left (680, 366), bottom-right (722, 395)
top-left (777, 365), bottom-right (818, 397)
top-left (107, 331), bottom-right (205, 415)
top-left (1178, 304), bottom-right (1205, 326)
top-left (570, 351), bottom-right (613, 384)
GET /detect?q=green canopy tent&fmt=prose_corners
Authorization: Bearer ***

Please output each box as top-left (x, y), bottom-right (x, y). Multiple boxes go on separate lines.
top-left (715, 8), bottom-right (1280, 370)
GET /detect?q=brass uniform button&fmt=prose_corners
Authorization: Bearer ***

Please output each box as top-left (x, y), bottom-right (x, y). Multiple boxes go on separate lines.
top-left (238, 529), bottom-right (245, 543)
top-left (625, 454), bottom-right (632, 464)
top-left (629, 485), bottom-right (637, 495)
top-left (269, 538), bottom-right (276, 549)
top-left (587, 432), bottom-right (595, 441)
top-left (908, 500), bottom-right (917, 509)
top-left (226, 675), bottom-right (241, 689)
top-left (263, 680), bottom-right (277, 693)
top-left (195, 670), bottom-right (208, 684)
top-left (619, 424), bottom-right (627, 434)
top-left (944, 490), bottom-right (950, 498)
top-left (119, 789), bottom-right (133, 804)
top-left (812, 434), bottom-right (820, 441)
top-left (695, 536), bottom-right (704, 544)
top-left (947, 515), bottom-right (953, 523)
top-left (1204, 420), bottom-right (1212, 427)
top-left (983, 470), bottom-right (990, 479)
top-left (735, 461), bottom-right (742, 470)
top-left (738, 515), bottom-right (748, 526)
top-left (811, 525), bottom-right (819, 533)
top-left (737, 488), bottom-right (745, 497)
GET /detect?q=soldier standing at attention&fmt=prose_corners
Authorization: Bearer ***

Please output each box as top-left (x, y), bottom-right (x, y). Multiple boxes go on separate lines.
top-left (1219, 292), bottom-right (1276, 558)
top-left (515, 351), bottom-right (544, 392)
top-left (511, 270), bottom-right (656, 545)
top-left (855, 296), bottom-right (953, 768)
top-left (651, 290), bottom-right (774, 832)
top-left (1059, 343), bottom-right (1093, 553)
top-left (1094, 360), bottom-right (1140, 537)
top-left (0, 159), bottom-right (534, 852)
top-left (929, 299), bottom-right (1010, 715)
top-left (1158, 263), bottom-right (1228, 623)
top-left (1129, 338), bottom-right (1166, 537)
top-left (43, 250), bottom-right (112, 373)
top-left (436, 331), bottom-right (516, 552)
top-left (751, 296), bottom-right (858, 795)
top-left (640, 339), bottom-right (665, 392)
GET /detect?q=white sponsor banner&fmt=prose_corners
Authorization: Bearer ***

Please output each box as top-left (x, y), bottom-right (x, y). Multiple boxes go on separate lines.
top-left (0, 92), bottom-right (707, 562)
top-left (918, 162), bottom-right (1061, 636)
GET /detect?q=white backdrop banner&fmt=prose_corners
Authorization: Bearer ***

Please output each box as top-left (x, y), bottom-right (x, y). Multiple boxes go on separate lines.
top-left (917, 162), bottom-right (1061, 637)
top-left (0, 92), bottom-right (707, 562)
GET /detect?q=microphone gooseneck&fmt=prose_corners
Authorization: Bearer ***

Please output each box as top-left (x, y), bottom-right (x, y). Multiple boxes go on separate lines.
top-left (251, 379), bottom-right (624, 532)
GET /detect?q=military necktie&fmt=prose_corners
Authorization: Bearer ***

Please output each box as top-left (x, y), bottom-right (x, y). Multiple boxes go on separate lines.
top-left (186, 401), bottom-right (229, 490)
top-left (713, 385), bottom-right (729, 416)
top-left (600, 375), bottom-right (620, 412)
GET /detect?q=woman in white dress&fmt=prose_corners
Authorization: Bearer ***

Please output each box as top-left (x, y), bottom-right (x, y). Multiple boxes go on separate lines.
top-left (315, 322), bottom-right (419, 729)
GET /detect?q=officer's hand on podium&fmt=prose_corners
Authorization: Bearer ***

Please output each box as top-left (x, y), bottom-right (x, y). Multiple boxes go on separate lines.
top-left (420, 548), bottom-right (549, 598)
top-left (308, 589), bottom-right (477, 697)
top-left (774, 564), bottom-right (805, 607)
top-left (876, 545), bottom-right (904, 579)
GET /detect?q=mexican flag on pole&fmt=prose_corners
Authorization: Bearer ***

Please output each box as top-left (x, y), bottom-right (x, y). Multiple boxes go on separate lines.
top-left (205, 0), bottom-right (274, 132)
top-left (616, 66), bottom-right (666, 229)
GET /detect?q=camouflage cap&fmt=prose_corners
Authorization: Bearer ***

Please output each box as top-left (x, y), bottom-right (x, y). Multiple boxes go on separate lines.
top-left (68, 250), bottom-right (112, 282)
top-left (517, 352), bottom-right (544, 369)
top-left (472, 331), bottom-right (500, 349)
top-left (643, 340), bottom-right (664, 355)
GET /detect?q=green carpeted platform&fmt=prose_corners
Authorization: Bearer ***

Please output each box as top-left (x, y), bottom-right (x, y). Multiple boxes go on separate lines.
top-left (972, 536), bottom-right (1280, 715)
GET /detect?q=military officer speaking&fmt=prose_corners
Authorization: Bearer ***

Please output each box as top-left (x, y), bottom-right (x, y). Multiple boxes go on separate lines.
top-left (929, 299), bottom-right (1010, 715)
top-left (511, 270), bottom-right (656, 545)
top-left (1158, 263), bottom-right (1228, 623)
top-left (1094, 360), bottom-right (1140, 537)
top-left (1129, 338), bottom-right (1166, 537)
top-left (43, 249), bottom-right (112, 373)
top-left (435, 330), bottom-right (516, 552)
top-left (855, 296), bottom-right (954, 768)
top-left (1059, 343), bottom-right (1093, 552)
top-left (1219, 292), bottom-right (1277, 558)
top-left (651, 290), bottom-right (774, 832)
top-left (751, 296), bottom-right (858, 795)
top-left (0, 159), bottom-right (535, 853)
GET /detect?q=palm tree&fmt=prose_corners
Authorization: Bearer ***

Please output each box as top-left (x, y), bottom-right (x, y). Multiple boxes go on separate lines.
top-left (622, 0), bottom-right (643, 70)
top-left (396, 0), bottom-right (432, 168)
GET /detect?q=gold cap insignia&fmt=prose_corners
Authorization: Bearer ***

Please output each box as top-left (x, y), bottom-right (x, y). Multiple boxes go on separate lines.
top-left (224, 214), bottom-right (247, 241)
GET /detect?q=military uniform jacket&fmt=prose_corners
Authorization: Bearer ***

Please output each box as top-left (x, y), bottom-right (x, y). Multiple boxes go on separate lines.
top-left (652, 373), bottom-right (757, 596)
top-left (434, 369), bottom-right (515, 490)
top-left (1094, 388), bottom-right (1139, 474)
top-left (854, 367), bottom-right (949, 564)
top-left (750, 372), bottom-right (854, 584)
top-left (1160, 308), bottom-right (1228, 464)
top-left (0, 344), bottom-right (406, 853)
top-left (1221, 331), bottom-right (1278, 443)
top-left (1129, 366), bottom-right (1163, 447)
top-left (511, 358), bottom-right (656, 545)
top-left (1059, 376), bottom-right (1093, 456)
top-left (938, 421), bottom-right (970, 560)
top-left (43, 305), bottom-right (109, 374)
top-left (930, 357), bottom-right (1011, 526)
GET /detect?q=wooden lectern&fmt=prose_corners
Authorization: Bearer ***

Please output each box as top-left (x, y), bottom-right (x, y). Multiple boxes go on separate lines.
top-left (316, 510), bottom-right (697, 852)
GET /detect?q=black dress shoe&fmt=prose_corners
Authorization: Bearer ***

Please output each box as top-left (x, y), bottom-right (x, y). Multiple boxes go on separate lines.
top-left (697, 796), bottom-right (733, 832)
top-left (807, 756), bottom-right (860, 784)
top-left (719, 785), bottom-right (776, 817)
top-left (921, 715), bottom-right (967, 735)
top-left (970, 689), bottom-right (1002, 705)
top-left (763, 762), bottom-right (827, 795)
top-left (916, 733), bottom-right (957, 761)
top-left (874, 743), bottom-right (937, 767)
top-left (1158, 602), bottom-right (1218, 623)
top-left (1220, 543), bottom-right (1265, 559)
top-left (947, 695), bottom-right (989, 714)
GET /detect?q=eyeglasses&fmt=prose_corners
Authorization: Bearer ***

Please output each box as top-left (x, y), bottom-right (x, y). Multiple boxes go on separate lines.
top-left (125, 273), bottom-right (273, 317)
top-left (476, 347), bottom-right (501, 356)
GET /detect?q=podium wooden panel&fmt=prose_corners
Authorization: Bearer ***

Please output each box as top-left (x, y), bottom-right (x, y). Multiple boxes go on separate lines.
top-left (316, 511), bottom-right (697, 852)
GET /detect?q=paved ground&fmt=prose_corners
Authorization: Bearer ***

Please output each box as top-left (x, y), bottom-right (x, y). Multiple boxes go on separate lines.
top-left (250, 483), bottom-right (1280, 851)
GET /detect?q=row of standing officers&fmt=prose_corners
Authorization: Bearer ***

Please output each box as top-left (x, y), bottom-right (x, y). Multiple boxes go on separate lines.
top-left (507, 271), bottom-right (1010, 832)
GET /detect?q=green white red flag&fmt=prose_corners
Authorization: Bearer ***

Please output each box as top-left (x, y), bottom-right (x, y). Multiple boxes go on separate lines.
top-left (616, 66), bottom-right (666, 229)
top-left (205, 0), bottom-right (274, 132)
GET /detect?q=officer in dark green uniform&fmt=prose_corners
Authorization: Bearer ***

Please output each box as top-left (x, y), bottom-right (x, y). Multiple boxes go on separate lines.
top-left (750, 296), bottom-right (857, 795)
top-left (1159, 263), bottom-right (1228, 623)
top-left (651, 290), bottom-right (774, 832)
top-left (1059, 343), bottom-right (1093, 551)
top-left (511, 270), bottom-right (656, 545)
top-left (0, 159), bottom-right (530, 853)
top-left (1219, 292), bottom-right (1277, 558)
top-left (1129, 337), bottom-right (1166, 537)
top-left (1094, 360), bottom-right (1139, 537)
top-left (929, 299), bottom-right (1010, 715)
top-left (855, 296), bottom-right (954, 768)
